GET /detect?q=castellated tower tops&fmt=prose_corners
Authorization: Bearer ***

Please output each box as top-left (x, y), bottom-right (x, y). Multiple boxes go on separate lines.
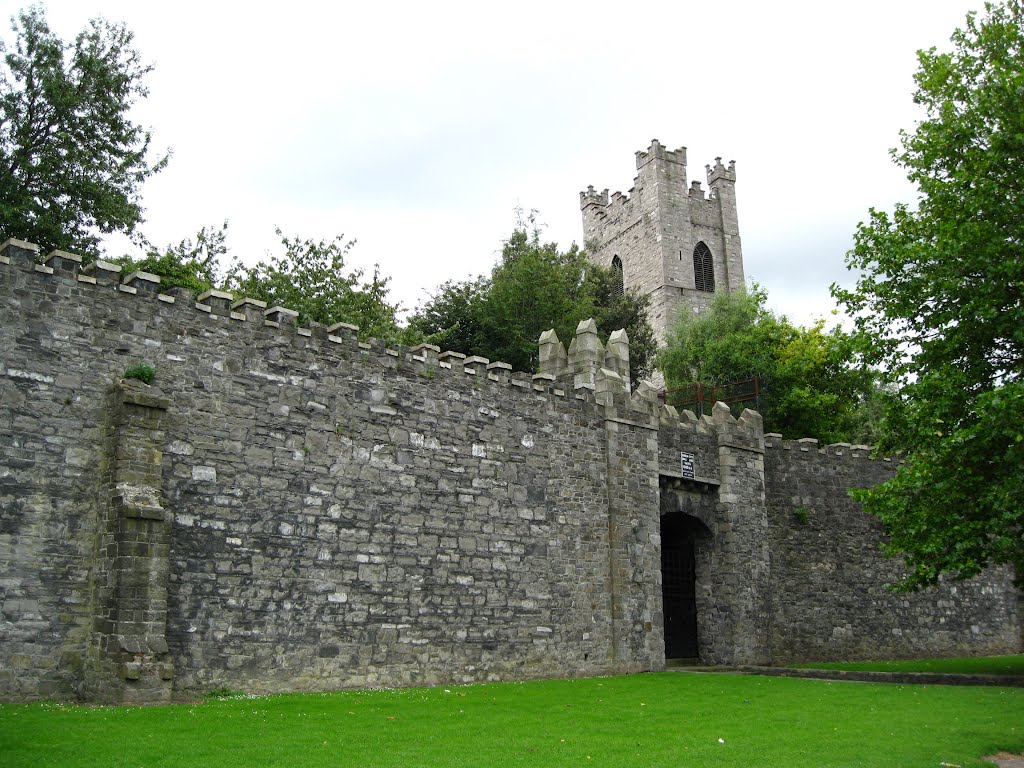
top-left (538, 319), bottom-right (631, 395)
top-left (581, 139), bottom-right (745, 343)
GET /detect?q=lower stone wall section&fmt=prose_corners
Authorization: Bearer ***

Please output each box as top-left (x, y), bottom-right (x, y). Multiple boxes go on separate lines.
top-left (163, 358), bottom-right (619, 694)
top-left (764, 437), bottom-right (1020, 662)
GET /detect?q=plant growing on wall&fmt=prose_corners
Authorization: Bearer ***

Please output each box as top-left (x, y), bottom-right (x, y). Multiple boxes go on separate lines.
top-left (123, 363), bottom-right (155, 384)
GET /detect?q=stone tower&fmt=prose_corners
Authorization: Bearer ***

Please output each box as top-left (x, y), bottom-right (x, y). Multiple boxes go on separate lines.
top-left (580, 139), bottom-right (744, 342)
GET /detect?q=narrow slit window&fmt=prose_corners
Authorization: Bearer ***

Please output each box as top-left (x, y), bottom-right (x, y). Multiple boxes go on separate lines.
top-left (693, 242), bottom-right (715, 292)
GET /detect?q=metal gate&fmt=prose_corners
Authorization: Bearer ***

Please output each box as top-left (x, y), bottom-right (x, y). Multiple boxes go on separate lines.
top-left (661, 522), bottom-right (698, 659)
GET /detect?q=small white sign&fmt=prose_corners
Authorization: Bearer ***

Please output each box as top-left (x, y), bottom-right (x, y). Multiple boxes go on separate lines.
top-left (680, 451), bottom-right (695, 479)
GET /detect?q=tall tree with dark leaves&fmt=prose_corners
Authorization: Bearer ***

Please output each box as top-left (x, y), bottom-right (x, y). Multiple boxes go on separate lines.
top-left (832, 1), bottom-right (1024, 589)
top-left (410, 217), bottom-right (657, 383)
top-left (0, 6), bottom-right (167, 256)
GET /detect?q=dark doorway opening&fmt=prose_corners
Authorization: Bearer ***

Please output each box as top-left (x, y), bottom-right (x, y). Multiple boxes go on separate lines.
top-left (661, 514), bottom-right (700, 660)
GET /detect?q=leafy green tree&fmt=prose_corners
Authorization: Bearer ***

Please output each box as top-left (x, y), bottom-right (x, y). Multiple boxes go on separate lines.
top-left (583, 261), bottom-right (657, 386)
top-left (411, 275), bottom-right (490, 356)
top-left (116, 221), bottom-right (228, 295)
top-left (410, 218), bottom-right (657, 382)
top-left (659, 285), bottom-right (877, 444)
top-left (0, 6), bottom-right (167, 256)
top-left (480, 226), bottom-right (595, 372)
top-left (832, 1), bottom-right (1024, 589)
top-left (117, 223), bottom-right (408, 343)
top-left (226, 229), bottom-right (403, 342)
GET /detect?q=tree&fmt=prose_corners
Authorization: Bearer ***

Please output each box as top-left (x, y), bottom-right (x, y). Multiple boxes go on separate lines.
top-left (0, 6), bottom-right (167, 256)
top-left (409, 217), bottom-right (658, 382)
top-left (116, 221), bottom-right (228, 295)
top-left (480, 226), bottom-right (596, 372)
top-left (583, 262), bottom-right (657, 386)
top-left (831, 1), bottom-right (1024, 589)
top-left (411, 274), bottom-right (491, 357)
top-left (659, 285), bottom-right (877, 445)
top-left (116, 223), bottom-right (408, 343)
top-left (225, 229), bottom-right (403, 342)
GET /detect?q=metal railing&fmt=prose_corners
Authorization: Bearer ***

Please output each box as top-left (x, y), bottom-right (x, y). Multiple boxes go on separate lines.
top-left (661, 375), bottom-right (761, 416)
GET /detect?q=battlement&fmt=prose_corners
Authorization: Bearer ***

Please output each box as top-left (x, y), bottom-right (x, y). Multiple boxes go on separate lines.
top-left (579, 185), bottom-right (610, 210)
top-left (3, 223), bottom-right (1017, 703)
top-left (580, 139), bottom-right (686, 220)
top-left (582, 140), bottom-right (746, 341)
top-left (0, 238), bottom-right (653, 412)
top-left (763, 433), bottom-right (897, 465)
top-left (634, 138), bottom-right (687, 169)
top-left (706, 157), bottom-right (737, 185)
top-left (578, 184), bottom-right (641, 228)
top-left (0, 236), bottom-right (772, 448)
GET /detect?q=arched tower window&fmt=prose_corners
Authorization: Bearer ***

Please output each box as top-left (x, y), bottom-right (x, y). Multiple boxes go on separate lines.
top-left (611, 255), bottom-right (624, 297)
top-left (693, 242), bottom-right (715, 293)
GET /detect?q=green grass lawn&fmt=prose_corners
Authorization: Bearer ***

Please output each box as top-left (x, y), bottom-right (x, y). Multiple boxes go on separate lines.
top-left (1, 672), bottom-right (1021, 768)
top-left (794, 654), bottom-right (1024, 676)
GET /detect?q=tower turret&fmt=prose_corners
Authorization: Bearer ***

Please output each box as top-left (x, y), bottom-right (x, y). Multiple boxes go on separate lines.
top-left (581, 140), bottom-right (745, 344)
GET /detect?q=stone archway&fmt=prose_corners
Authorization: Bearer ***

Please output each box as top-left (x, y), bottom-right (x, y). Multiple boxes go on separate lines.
top-left (660, 477), bottom-right (716, 663)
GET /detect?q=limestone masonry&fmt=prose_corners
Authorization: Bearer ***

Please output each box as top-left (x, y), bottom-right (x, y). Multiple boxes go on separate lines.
top-left (0, 236), bottom-right (1018, 704)
top-left (582, 139), bottom-right (745, 342)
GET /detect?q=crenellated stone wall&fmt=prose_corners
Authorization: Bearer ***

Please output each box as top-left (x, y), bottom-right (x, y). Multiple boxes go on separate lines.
top-left (0, 237), bottom-right (1019, 703)
top-left (763, 435), bottom-right (1020, 662)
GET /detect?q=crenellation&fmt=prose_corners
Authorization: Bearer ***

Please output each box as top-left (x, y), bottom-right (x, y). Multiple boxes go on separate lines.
top-left (0, 236), bottom-right (40, 268)
top-left (532, 372), bottom-right (556, 391)
top-left (764, 437), bottom-right (895, 467)
top-left (264, 305), bottom-right (299, 326)
top-left (43, 249), bottom-right (82, 274)
top-left (706, 157), bottom-right (737, 185)
top-left (582, 140), bottom-right (745, 347)
top-left (82, 258), bottom-right (122, 287)
top-left (537, 329), bottom-right (568, 379)
top-left (486, 360), bottom-right (512, 383)
top-left (464, 356), bottom-right (489, 375)
top-left (125, 270), bottom-right (162, 296)
top-left (438, 350), bottom-right (466, 368)
top-left (632, 379), bottom-right (659, 404)
top-left (566, 318), bottom-right (606, 391)
top-left (196, 289), bottom-right (233, 316)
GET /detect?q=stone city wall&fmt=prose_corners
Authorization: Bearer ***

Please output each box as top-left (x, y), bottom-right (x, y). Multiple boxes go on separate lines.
top-left (764, 435), bottom-right (1020, 662)
top-left (0, 239), bottom-right (665, 703)
top-left (0, 237), bottom-right (1018, 704)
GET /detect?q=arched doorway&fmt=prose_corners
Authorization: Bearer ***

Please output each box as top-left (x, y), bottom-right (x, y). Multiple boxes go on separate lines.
top-left (661, 514), bottom-right (705, 660)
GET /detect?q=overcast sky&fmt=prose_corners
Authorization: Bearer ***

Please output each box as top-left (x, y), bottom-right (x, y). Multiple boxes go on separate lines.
top-left (3, 0), bottom-right (988, 327)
